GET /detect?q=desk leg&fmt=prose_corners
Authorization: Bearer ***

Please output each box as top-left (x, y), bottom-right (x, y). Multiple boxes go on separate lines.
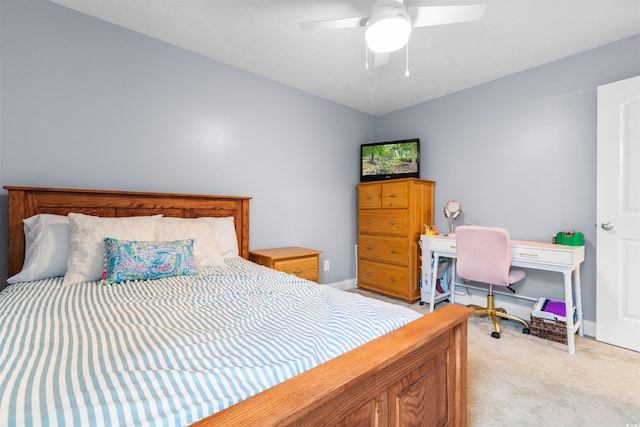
top-left (563, 271), bottom-right (576, 355)
top-left (574, 267), bottom-right (584, 337)
top-left (430, 254), bottom-right (440, 313)
top-left (450, 259), bottom-right (456, 304)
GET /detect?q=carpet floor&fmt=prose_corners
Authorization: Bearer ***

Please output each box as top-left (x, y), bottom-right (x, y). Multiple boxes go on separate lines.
top-left (349, 288), bottom-right (640, 427)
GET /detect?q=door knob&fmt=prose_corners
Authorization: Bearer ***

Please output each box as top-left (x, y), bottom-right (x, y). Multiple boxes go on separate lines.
top-left (601, 222), bottom-right (614, 231)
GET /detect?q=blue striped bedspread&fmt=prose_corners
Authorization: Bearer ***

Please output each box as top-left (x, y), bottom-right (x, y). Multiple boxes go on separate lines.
top-left (0, 257), bottom-right (421, 426)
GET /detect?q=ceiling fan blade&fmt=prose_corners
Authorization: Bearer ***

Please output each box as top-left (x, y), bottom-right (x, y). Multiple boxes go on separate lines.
top-left (374, 52), bottom-right (391, 67)
top-left (299, 16), bottom-right (368, 31)
top-left (410, 5), bottom-right (487, 28)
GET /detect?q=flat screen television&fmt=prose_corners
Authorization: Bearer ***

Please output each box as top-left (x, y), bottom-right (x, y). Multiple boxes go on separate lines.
top-left (360, 138), bottom-right (420, 182)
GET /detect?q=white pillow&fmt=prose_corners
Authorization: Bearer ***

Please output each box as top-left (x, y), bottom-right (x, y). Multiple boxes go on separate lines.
top-left (201, 216), bottom-right (239, 258)
top-left (64, 213), bottom-right (162, 285)
top-left (156, 218), bottom-right (226, 267)
top-left (7, 214), bottom-right (70, 283)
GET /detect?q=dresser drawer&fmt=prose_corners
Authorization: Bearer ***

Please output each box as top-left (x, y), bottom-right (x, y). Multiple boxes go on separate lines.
top-left (358, 259), bottom-right (410, 296)
top-left (359, 209), bottom-right (409, 236)
top-left (274, 257), bottom-right (319, 282)
top-left (381, 181), bottom-right (409, 208)
top-left (358, 235), bottom-right (409, 265)
top-left (358, 184), bottom-right (382, 208)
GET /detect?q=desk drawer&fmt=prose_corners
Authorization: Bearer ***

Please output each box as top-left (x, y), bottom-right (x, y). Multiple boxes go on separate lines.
top-left (358, 235), bottom-right (408, 265)
top-left (512, 246), bottom-right (576, 266)
top-left (430, 237), bottom-right (457, 254)
top-left (430, 237), bottom-right (578, 267)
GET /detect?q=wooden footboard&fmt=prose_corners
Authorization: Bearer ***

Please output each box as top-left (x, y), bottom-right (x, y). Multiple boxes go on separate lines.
top-left (194, 304), bottom-right (473, 427)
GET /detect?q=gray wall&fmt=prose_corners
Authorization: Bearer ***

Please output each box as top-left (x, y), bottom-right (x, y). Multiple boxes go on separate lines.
top-left (375, 34), bottom-right (640, 323)
top-left (2, 0), bottom-right (640, 325)
top-left (0, 0), bottom-right (375, 287)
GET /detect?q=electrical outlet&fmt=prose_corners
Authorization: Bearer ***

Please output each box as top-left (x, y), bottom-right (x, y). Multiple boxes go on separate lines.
top-left (324, 260), bottom-right (330, 271)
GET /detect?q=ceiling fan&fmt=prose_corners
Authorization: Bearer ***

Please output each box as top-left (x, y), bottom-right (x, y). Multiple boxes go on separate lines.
top-left (299, 0), bottom-right (486, 70)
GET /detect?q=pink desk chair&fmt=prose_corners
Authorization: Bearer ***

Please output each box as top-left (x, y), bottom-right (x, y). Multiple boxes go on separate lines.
top-left (456, 225), bottom-right (531, 339)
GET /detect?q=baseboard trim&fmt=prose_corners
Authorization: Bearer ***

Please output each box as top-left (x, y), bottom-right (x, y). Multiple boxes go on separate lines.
top-left (323, 278), bottom-right (357, 291)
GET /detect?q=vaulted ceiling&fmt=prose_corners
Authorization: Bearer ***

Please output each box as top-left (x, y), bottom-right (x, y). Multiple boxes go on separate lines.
top-left (50, 0), bottom-right (640, 116)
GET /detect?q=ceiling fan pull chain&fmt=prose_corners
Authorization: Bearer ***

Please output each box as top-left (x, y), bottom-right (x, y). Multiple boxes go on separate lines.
top-left (365, 42), bottom-right (370, 70)
top-left (405, 40), bottom-right (410, 77)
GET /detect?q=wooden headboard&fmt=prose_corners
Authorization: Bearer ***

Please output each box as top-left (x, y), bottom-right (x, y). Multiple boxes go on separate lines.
top-left (5, 186), bottom-right (251, 277)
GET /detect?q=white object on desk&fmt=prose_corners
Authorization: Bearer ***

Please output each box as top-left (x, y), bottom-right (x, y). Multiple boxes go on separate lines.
top-left (420, 234), bottom-right (585, 355)
top-left (443, 200), bottom-right (462, 235)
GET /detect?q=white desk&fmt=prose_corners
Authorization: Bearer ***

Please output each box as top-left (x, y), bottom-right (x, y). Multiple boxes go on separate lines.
top-left (420, 234), bottom-right (585, 354)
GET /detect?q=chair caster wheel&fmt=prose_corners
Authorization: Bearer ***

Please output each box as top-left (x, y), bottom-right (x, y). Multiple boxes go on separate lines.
top-left (523, 327), bottom-right (531, 335)
top-left (491, 331), bottom-right (500, 339)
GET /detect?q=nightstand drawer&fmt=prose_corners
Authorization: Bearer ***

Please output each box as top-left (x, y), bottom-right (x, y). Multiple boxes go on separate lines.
top-left (274, 257), bottom-right (319, 282)
top-left (249, 247), bottom-right (322, 283)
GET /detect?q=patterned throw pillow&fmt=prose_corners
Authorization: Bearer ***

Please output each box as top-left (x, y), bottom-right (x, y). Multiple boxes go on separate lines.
top-left (103, 238), bottom-right (199, 284)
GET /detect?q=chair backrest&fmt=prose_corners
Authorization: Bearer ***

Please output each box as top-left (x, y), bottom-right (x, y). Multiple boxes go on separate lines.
top-left (456, 225), bottom-right (513, 286)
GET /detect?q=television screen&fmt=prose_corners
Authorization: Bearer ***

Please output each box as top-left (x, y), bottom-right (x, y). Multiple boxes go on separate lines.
top-left (360, 138), bottom-right (420, 182)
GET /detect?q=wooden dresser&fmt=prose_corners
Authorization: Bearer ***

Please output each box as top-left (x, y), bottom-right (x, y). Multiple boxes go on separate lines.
top-left (357, 178), bottom-right (434, 302)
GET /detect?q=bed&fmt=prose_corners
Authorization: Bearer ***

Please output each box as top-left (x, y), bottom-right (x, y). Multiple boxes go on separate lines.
top-left (2, 186), bottom-right (473, 426)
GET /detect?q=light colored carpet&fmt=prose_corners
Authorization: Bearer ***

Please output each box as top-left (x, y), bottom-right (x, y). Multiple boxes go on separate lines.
top-left (349, 288), bottom-right (640, 427)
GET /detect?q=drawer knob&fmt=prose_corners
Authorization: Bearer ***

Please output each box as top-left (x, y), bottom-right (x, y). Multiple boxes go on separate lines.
top-left (293, 269), bottom-right (303, 274)
top-left (390, 249), bottom-right (398, 254)
top-left (389, 194), bottom-right (397, 198)
top-left (366, 272), bottom-right (372, 276)
top-left (366, 246), bottom-right (373, 250)
top-left (366, 194), bottom-right (374, 199)
top-left (390, 277), bottom-right (397, 282)
top-left (390, 221), bottom-right (397, 225)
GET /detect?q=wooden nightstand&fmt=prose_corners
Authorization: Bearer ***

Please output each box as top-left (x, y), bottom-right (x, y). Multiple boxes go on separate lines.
top-left (249, 247), bottom-right (322, 283)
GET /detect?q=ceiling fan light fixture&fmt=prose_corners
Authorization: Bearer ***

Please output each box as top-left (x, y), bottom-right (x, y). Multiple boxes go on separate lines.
top-left (365, 3), bottom-right (412, 53)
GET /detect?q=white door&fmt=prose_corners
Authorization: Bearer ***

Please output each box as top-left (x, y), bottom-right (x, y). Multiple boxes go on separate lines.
top-left (596, 75), bottom-right (640, 352)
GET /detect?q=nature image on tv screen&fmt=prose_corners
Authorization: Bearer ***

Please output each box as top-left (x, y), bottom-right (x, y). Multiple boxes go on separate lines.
top-left (362, 142), bottom-right (418, 177)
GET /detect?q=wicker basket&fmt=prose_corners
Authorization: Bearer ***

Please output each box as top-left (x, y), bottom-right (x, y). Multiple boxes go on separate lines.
top-left (530, 315), bottom-right (567, 344)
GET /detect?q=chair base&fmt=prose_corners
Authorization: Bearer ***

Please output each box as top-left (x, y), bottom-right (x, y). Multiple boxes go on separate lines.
top-left (468, 295), bottom-right (530, 338)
